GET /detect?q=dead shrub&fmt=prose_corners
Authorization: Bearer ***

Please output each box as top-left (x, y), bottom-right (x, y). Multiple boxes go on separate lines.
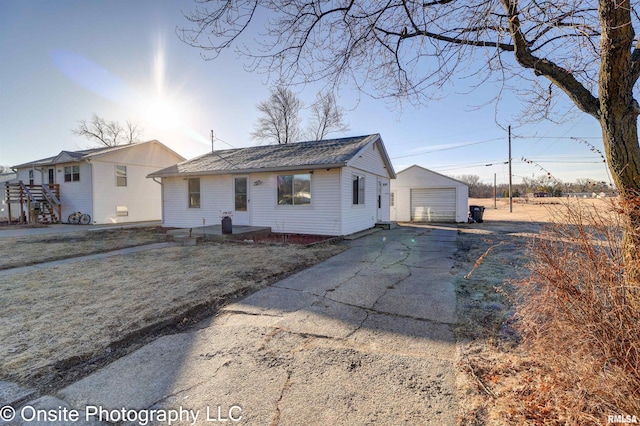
top-left (513, 198), bottom-right (640, 423)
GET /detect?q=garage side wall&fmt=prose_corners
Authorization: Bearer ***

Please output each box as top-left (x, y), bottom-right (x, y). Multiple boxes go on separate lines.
top-left (456, 185), bottom-right (469, 222)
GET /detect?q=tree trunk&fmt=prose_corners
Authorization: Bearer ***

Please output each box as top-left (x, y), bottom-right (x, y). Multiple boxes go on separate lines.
top-left (598, 0), bottom-right (640, 282)
top-left (599, 115), bottom-right (640, 281)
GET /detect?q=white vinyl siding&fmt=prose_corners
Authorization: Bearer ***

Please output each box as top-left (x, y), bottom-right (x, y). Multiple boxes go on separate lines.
top-left (251, 170), bottom-right (341, 235)
top-left (91, 160), bottom-right (165, 223)
top-left (340, 167), bottom-right (380, 235)
top-left (12, 141), bottom-right (183, 225)
top-left (162, 172), bottom-right (341, 233)
top-left (348, 141), bottom-right (389, 177)
top-left (158, 137), bottom-right (394, 235)
top-left (90, 143), bottom-right (183, 223)
top-left (16, 168), bottom-right (43, 185)
top-left (162, 175), bottom-right (234, 228)
top-left (410, 188), bottom-right (457, 222)
top-left (59, 162), bottom-right (93, 222)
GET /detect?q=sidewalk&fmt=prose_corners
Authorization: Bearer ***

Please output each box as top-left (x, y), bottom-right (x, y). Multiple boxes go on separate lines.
top-left (2, 225), bottom-right (461, 425)
top-left (0, 221), bottom-right (161, 238)
top-left (0, 242), bottom-right (179, 279)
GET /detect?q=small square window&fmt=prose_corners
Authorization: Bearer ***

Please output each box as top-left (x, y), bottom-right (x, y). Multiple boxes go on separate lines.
top-left (64, 166), bottom-right (80, 182)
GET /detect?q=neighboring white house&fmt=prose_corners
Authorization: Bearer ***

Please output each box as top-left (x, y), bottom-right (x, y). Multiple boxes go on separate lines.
top-left (10, 140), bottom-right (185, 224)
top-left (0, 172), bottom-right (18, 222)
top-left (391, 165), bottom-right (468, 223)
top-left (148, 134), bottom-right (396, 236)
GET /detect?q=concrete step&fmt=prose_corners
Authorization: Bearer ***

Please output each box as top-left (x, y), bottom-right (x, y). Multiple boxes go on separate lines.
top-left (375, 221), bottom-right (398, 230)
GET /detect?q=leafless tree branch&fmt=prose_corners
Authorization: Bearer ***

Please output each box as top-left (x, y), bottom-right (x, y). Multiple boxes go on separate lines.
top-left (251, 86), bottom-right (304, 144)
top-left (71, 113), bottom-right (142, 147)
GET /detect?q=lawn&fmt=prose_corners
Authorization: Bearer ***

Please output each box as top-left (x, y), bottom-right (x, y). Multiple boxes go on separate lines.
top-left (0, 238), bottom-right (345, 388)
top-left (0, 227), bottom-right (172, 270)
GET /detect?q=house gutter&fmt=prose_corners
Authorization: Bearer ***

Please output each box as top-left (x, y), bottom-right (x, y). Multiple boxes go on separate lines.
top-left (147, 162), bottom-right (348, 179)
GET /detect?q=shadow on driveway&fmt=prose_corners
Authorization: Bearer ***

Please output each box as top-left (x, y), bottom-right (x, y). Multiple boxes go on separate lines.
top-left (14, 225), bottom-right (462, 425)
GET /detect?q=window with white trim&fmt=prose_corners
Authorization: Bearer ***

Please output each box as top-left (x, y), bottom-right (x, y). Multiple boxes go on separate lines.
top-left (352, 174), bottom-right (365, 205)
top-left (188, 178), bottom-right (200, 208)
top-left (277, 174), bottom-right (311, 205)
top-left (116, 165), bottom-right (127, 187)
top-left (64, 166), bottom-right (80, 182)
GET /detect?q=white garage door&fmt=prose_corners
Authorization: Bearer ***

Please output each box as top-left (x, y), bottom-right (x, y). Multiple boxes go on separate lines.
top-left (410, 188), bottom-right (456, 222)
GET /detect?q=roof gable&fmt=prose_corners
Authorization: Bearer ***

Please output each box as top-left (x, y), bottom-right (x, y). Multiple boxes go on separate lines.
top-left (51, 151), bottom-right (78, 164)
top-left (396, 165), bottom-right (468, 186)
top-left (344, 135), bottom-right (396, 179)
top-left (149, 134), bottom-right (387, 177)
top-left (13, 140), bottom-right (184, 169)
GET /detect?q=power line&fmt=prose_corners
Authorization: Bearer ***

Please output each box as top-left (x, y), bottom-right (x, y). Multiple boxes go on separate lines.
top-left (527, 160), bottom-right (605, 164)
top-left (519, 136), bottom-right (601, 140)
top-left (391, 137), bottom-right (502, 159)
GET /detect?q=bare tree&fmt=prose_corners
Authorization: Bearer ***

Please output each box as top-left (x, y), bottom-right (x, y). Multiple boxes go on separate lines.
top-left (180, 0), bottom-right (640, 278)
top-left (454, 174), bottom-right (484, 198)
top-left (72, 113), bottom-right (142, 147)
top-left (307, 92), bottom-right (349, 140)
top-left (251, 86), bottom-right (303, 144)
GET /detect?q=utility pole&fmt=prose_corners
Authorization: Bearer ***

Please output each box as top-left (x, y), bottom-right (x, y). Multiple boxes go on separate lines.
top-left (508, 125), bottom-right (513, 213)
top-left (211, 130), bottom-right (214, 153)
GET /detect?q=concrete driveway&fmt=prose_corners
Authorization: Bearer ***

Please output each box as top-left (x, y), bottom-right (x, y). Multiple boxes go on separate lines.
top-left (5, 225), bottom-right (460, 425)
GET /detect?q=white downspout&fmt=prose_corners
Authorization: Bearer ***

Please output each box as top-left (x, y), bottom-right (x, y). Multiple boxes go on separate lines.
top-left (152, 177), bottom-right (164, 225)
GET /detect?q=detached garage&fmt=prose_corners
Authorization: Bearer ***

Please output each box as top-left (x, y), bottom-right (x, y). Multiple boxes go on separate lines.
top-left (391, 165), bottom-right (468, 223)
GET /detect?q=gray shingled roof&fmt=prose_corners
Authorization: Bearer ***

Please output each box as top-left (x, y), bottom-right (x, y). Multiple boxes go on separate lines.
top-left (149, 134), bottom-right (383, 177)
top-left (13, 146), bottom-right (122, 168)
top-left (12, 140), bottom-right (183, 169)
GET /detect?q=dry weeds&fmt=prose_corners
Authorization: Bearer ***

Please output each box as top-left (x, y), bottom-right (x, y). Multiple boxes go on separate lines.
top-left (455, 226), bottom-right (530, 425)
top-left (0, 227), bottom-right (171, 270)
top-left (0, 240), bottom-right (345, 387)
top-left (455, 198), bottom-right (639, 425)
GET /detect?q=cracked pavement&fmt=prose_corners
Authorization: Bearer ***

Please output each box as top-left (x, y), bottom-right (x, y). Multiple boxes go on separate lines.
top-left (6, 225), bottom-right (460, 425)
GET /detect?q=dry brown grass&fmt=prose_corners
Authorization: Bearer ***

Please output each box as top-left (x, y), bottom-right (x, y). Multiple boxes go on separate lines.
top-left (455, 227), bottom-right (529, 425)
top-left (456, 197), bottom-right (639, 425)
top-left (0, 240), bottom-right (345, 387)
top-left (0, 227), bottom-right (171, 270)
top-left (510, 199), bottom-right (640, 423)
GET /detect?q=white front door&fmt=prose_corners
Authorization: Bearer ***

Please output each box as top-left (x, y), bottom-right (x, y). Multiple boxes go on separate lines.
top-left (233, 176), bottom-right (250, 225)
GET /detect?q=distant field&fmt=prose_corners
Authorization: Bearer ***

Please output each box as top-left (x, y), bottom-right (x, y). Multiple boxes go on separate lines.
top-left (469, 196), bottom-right (615, 224)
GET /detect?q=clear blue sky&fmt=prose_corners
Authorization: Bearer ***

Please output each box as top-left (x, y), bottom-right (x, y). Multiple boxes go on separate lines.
top-left (0, 0), bottom-right (611, 186)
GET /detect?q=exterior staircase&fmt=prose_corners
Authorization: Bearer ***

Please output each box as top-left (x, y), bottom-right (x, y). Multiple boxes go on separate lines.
top-left (4, 182), bottom-right (62, 224)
